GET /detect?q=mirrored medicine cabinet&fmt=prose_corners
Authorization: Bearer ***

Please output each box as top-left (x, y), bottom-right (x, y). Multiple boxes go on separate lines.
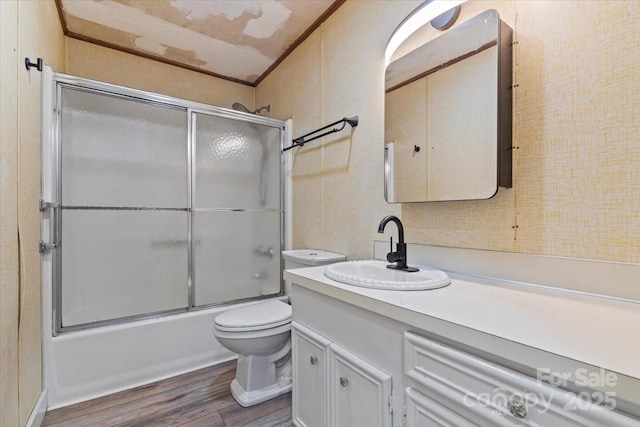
top-left (384, 9), bottom-right (513, 203)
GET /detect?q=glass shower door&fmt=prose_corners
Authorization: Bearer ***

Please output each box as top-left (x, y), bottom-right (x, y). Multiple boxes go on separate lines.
top-left (59, 87), bottom-right (189, 328)
top-left (192, 112), bottom-right (282, 305)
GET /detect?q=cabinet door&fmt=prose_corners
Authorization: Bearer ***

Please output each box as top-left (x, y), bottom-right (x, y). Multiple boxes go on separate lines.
top-left (292, 322), bottom-right (331, 427)
top-left (406, 387), bottom-right (475, 427)
top-left (329, 343), bottom-right (392, 427)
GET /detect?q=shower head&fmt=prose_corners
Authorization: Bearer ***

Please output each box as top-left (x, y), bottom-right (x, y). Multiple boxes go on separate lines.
top-left (232, 102), bottom-right (271, 116)
top-left (232, 102), bottom-right (252, 113)
top-left (254, 105), bottom-right (271, 115)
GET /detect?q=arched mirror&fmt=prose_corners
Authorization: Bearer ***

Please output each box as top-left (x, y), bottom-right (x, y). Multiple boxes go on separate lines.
top-left (384, 5), bottom-right (513, 202)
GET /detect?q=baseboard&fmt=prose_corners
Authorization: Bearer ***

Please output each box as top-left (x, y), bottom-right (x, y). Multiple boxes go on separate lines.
top-left (25, 389), bottom-right (48, 427)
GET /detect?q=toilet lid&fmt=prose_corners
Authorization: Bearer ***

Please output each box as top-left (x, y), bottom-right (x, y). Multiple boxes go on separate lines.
top-left (214, 300), bottom-right (292, 332)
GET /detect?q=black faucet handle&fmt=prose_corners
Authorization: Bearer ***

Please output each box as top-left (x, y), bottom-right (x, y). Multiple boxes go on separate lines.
top-left (387, 251), bottom-right (402, 263)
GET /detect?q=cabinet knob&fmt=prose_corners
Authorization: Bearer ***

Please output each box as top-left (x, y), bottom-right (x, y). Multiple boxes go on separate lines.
top-left (339, 377), bottom-right (349, 387)
top-left (310, 356), bottom-right (318, 365)
top-left (508, 396), bottom-right (527, 419)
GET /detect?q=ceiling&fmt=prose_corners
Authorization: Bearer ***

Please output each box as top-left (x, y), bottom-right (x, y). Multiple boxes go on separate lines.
top-left (57, 0), bottom-right (343, 86)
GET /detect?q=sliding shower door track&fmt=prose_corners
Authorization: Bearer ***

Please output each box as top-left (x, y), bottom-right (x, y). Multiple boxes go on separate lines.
top-left (56, 307), bottom-right (189, 334)
top-left (61, 206), bottom-right (189, 211)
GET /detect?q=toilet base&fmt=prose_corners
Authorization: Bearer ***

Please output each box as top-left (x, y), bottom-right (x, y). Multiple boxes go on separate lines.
top-left (230, 375), bottom-right (292, 407)
top-left (229, 348), bottom-right (292, 407)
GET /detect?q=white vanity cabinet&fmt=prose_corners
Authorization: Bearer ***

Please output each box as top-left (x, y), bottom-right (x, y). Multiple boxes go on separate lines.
top-left (287, 273), bottom-right (640, 427)
top-left (292, 321), bottom-right (393, 427)
top-left (404, 331), bottom-right (639, 427)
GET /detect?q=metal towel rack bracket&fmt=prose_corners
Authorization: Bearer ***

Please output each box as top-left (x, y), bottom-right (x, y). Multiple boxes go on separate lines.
top-left (283, 116), bottom-right (358, 152)
top-left (25, 57), bottom-right (43, 72)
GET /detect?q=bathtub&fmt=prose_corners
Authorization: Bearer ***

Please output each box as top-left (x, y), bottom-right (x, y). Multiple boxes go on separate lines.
top-left (43, 297), bottom-right (286, 409)
top-left (39, 69), bottom-right (295, 409)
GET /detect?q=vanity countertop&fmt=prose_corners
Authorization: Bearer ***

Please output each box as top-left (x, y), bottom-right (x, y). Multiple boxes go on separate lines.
top-left (284, 265), bottom-right (640, 382)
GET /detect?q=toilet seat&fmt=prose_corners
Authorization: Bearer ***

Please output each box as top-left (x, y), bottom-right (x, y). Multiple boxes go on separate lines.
top-left (214, 300), bottom-right (292, 333)
top-left (213, 322), bottom-right (291, 340)
top-left (215, 319), bottom-right (290, 333)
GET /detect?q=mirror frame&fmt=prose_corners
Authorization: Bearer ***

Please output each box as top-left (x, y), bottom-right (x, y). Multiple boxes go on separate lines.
top-left (384, 7), bottom-right (513, 203)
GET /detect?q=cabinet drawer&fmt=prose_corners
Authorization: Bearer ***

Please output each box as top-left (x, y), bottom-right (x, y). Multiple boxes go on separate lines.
top-left (292, 322), bottom-right (331, 427)
top-left (406, 387), bottom-right (475, 427)
top-left (404, 331), bottom-right (638, 426)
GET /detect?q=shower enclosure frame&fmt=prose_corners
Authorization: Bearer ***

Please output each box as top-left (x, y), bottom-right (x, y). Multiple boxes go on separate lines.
top-left (44, 72), bottom-right (288, 336)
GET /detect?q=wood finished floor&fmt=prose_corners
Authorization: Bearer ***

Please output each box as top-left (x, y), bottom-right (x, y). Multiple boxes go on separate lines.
top-left (42, 361), bottom-right (293, 427)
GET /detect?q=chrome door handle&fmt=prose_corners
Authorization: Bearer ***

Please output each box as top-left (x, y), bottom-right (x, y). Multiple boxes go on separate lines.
top-left (40, 199), bottom-right (59, 253)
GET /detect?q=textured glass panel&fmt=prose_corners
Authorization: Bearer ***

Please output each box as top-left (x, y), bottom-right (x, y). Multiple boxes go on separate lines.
top-left (193, 211), bottom-right (281, 306)
top-left (194, 113), bottom-right (281, 209)
top-left (61, 87), bottom-right (187, 208)
top-left (61, 210), bottom-right (188, 326)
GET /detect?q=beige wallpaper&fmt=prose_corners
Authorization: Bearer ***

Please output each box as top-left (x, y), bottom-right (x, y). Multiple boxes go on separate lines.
top-left (66, 38), bottom-right (255, 110)
top-left (403, 0), bottom-right (640, 263)
top-left (1, 1), bottom-right (20, 425)
top-left (1, 0), bottom-right (66, 425)
top-left (257, 1), bottom-right (422, 259)
top-left (259, 0), bottom-right (639, 265)
top-left (19, 1), bottom-right (66, 423)
top-left (257, 29), bottom-right (326, 250)
top-left (511, 0), bottom-right (639, 263)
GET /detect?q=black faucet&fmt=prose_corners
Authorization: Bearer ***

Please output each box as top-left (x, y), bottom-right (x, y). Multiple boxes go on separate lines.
top-left (377, 215), bottom-right (419, 272)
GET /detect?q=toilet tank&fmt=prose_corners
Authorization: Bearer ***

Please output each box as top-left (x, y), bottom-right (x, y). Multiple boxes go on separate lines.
top-left (282, 249), bottom-right (346, 269)
top-left (282, 249), bottom-right (346, 293)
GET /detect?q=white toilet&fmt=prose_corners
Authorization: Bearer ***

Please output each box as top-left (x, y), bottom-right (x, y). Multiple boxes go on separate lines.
top-left (213, 249), bottom-right (345, 407)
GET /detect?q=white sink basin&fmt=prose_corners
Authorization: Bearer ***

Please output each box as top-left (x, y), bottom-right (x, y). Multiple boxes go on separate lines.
top-left (324, 260), bottom-right (450, 290)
